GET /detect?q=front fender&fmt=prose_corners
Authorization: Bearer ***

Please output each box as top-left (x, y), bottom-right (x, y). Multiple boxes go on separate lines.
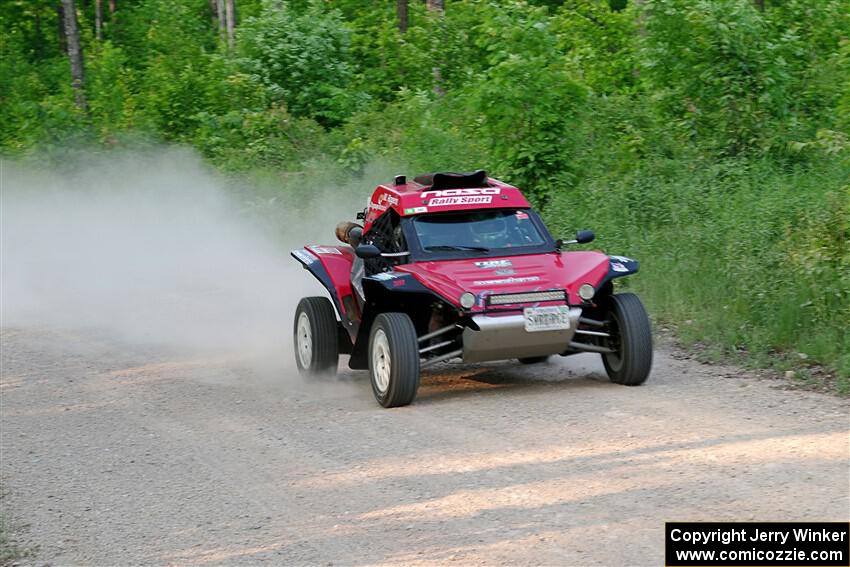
top-left (347, 271), bottom-right (453, 370)
top-left (291, 245), bottom-right (359, 341)
top-left (597, 255), bottom-right (640, 290)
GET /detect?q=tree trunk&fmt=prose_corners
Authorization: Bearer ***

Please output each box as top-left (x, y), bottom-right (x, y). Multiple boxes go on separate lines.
top-left (427, 0), bottom-right (444, 95)
top-left (95, 0), bottom-right (102, 40)
top-left (57, 3), bottom-right (67, 54)
top-left (216, 0), bottom-right (225, 41)
top-left (35, 10), bottom-right (45, 60)
top-left (108, 0), bottom-right (116, 34)
top-left (225, 0), bottom-right (235, 49)
top-left (61, 0), bottom-right (88, 112)
top-left (397, 0), bottom-right (408, 34)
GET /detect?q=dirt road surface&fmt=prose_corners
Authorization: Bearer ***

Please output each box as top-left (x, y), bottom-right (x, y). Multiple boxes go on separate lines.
top-left (1, 327), bottom-right (848, 566)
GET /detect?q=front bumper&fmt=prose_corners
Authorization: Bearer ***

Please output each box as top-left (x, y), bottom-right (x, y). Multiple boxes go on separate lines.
top-left (461, 307), bottom-right (582, 363)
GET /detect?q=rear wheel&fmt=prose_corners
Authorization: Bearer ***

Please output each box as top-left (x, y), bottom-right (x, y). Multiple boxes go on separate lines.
top-left (369, 313), bottom-right (420, 408)
top-left (293, 297), bottom-right (339, 376)
top-left (602, 293), bottom-right (652, 385)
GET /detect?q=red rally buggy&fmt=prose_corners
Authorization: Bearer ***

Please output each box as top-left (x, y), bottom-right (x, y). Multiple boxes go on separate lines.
top-left (291, 170), bottom-right (652, 407)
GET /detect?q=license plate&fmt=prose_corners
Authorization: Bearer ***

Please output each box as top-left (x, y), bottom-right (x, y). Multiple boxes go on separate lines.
top-left (523, 306), bottom-right (571, 332)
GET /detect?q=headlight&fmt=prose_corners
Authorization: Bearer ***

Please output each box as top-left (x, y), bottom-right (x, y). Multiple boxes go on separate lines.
top-left (460, 292), bottom-right (476, 309)
top-left (578, 284), bottom-right (595, 301)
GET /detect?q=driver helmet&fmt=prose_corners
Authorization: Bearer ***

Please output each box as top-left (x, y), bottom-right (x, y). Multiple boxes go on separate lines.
top-left (469, 213), bottom-right (508, 246)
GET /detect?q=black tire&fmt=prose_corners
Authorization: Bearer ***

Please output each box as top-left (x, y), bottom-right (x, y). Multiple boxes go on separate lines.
top-left (518, 356), bottom-right (550, 364)
top-left (293, 297), bottom-right (339, 376)
top-left (602, 293), bottom-right (653, 385)
top-left (369, 313), bottom-right (420, 408)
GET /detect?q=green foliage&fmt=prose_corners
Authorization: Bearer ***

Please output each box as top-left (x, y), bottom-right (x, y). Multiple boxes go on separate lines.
top-left (470, 56), bottom-right (587, 205)
top-left (139, 56), bottom-right (214, 137)
top-left (236, 0), bottom-right (364, 125)
top-left (764, 0), bottom-right (850, 131)
top-left (339, 89), bottom-right (488, 175)
top-left (834, 39), bottom-right (850, 132)
top-left (639, 0), bottom-right (797, 154)
top-left (114, 0), bottom-right (217, 65)
top-left (86, 42), bottom-right (133, 136)
top-left (551, 0), bottom-right (638, 94)
top-left (545, 151), bottom-right (850, 379)
top-left (194, 103), bottom-right (326, 170)
top-left (460, 3), bottom-right (588, 204)
top-left (345, 2), bottom-right (433, 100)
top-left (0, 50), bottom-right (86, 151)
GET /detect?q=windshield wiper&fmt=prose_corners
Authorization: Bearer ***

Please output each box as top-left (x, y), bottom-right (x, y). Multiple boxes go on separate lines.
top-left (424, 245), bottom-right (490, 253)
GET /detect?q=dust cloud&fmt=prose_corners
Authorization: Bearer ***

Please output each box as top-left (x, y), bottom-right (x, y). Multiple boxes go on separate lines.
top-left (0, 148), bottom-right (368, 360)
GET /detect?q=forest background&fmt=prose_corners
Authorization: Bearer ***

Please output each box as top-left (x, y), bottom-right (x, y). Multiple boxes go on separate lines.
top-left (2, 0), bottom-right (848, 390)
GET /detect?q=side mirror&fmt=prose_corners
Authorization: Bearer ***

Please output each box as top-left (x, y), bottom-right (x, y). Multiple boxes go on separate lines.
top-left (355, 244), bottom-right (381, 259)
top-left (556, 229), bottom-right (596, 248)
top-left (576, 229), bottom-right (595, 244)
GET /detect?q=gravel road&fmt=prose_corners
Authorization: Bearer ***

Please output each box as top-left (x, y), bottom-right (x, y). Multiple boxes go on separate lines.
top-left (1, 327), bottom-right (848, 566)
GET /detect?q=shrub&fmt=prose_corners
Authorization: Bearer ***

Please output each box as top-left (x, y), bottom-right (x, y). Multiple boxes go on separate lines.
top-left (236, 0), bottom-right (366, 126)
top-left (639, 0), bottom-right (796, 154)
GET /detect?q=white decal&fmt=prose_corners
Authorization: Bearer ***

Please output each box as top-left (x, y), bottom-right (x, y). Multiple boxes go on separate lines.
top-left (292, 250), bottom-right (316, 264)
top-left (428, 196), bottom-right (492, 207)
top-left (611, 262), bottom-right (629, 273)
top-left (371, 272), bottom-right (399, 280)
top-left (610, 255), bottom-right (634, 263)
top-left (474, 259), bottom-right (512, 269)
top-left (377, 193), bottom-right (399, 206)
top-left (312, 246), bottom-right (342, 255)
top-left (421, 187), bottom-right (501, 198)
top-left (472, 276), bottom-right (540, 286)
top-left (403, 206), bottom-right (428, 214)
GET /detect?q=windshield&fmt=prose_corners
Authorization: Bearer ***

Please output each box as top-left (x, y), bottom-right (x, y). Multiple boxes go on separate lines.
top-left (412, 209), bottom-right (546, 253)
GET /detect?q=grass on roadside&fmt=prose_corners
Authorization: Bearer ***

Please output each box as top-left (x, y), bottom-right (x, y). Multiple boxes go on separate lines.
top-left (0, 490), bottom-right (32, 567)
top-left (546, 154), bottom-right (850, 394)
top-left (0, 518), bottom-right (30, 567)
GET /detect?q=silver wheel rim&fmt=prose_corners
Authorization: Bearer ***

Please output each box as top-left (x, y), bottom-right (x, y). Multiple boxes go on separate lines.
top-left (296, 312), bottom-right (313, 368)
top-left (372, 329), bottom-right (391, 394)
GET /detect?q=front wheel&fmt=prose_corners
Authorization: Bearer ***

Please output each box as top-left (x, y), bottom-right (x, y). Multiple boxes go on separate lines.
top-left (602, 293), bottom-right (653, 386)
top-left (369, 313), bottom-right (420, 408)
top-left (293, 297), bottom-right (339, 376)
